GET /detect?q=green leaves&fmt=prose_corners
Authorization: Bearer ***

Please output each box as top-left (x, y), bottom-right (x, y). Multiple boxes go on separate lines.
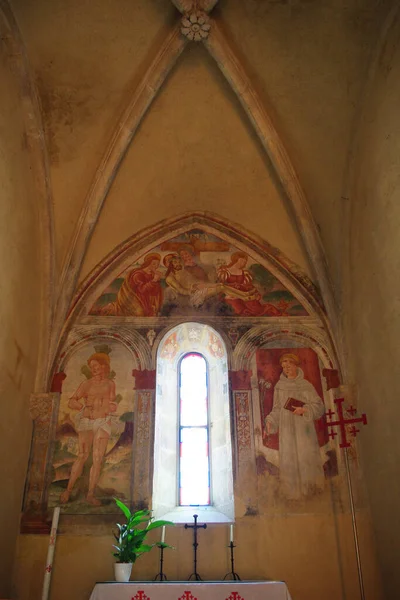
top-left (146, 519), bottom-right (174, 531)
top-left (114, 497), bottom-right (132, 521)
top-left (112, 498), bottom-right (174, 564)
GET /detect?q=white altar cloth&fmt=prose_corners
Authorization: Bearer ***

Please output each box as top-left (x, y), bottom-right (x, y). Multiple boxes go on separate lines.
top-left (89, 581), bottom-right (292, 600)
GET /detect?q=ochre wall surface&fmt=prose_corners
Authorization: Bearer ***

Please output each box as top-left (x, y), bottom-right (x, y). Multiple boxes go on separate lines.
top-left (0, 29), bottom-right (41, 598)
top-left (12, 0), bottom-right (175, 272)
top-left (1, 1), bottom-right (399, 599)
top-left (81, 44), bottom-right (309, 281)
top-left (347, 8), bottom-right (400, 598)
top-left (15, 511), bottom-right (381, 600)
top-left (11, 0), bottom-right (389, 289)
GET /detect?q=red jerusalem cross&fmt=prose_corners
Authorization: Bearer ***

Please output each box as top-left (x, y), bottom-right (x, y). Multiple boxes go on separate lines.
top-left (178, 592), bottom-right (198, 600)
top-left (325, 398), bottom-right (367, 448)
top-left (226, 593), bottom-right (244, 600)
top-left (132, 591), bottom-right (150, 600)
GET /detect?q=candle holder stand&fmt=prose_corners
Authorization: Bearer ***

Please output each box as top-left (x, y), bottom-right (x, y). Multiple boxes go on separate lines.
top-left (154, 543), bottom-right (168, 581)
top-left (223, 542), bottom-right (241, 581)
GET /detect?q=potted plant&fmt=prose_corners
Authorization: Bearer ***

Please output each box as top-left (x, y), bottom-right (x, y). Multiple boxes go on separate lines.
top-left (112, 497), bottom-right (173, 582)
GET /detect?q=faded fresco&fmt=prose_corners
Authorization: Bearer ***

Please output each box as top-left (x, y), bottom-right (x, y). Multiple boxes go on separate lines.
top-left (90, 230), bottom-right (308, 317)
top-left (256, 348), bottom-right (337, 500)
top-left (48, 342), bottom-right (134, 514)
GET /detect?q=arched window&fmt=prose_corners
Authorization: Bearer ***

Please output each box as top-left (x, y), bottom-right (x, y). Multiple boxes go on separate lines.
top-left (152, 323), bottom-right (234, 524)
top-left (179, 353), bottom-right (210, 506)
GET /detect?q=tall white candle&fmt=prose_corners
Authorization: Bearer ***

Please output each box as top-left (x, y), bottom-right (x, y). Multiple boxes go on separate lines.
top-left (230, 524), bottom-right (234, 543)
top-left (42, 506), bottom-right (60, 600)
top-left (161, 525), bottom-right (165, 543)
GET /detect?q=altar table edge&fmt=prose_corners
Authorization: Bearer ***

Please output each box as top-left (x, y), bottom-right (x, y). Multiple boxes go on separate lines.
top-left (89, 580), bottom-right (293, 600)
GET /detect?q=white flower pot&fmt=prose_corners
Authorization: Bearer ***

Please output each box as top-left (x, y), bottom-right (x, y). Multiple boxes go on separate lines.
top-left (114, 562), bottom-right (133, 582)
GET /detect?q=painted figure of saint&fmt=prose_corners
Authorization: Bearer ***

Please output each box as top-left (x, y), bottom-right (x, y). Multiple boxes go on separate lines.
top-left (217, 252), bottom-right (281, 316)
top-left (101, 253), bottom-right (163, 316)
top-left (264, 353), bottom-right (325, 499)
top-left (60, 352), bottom-right (117, 506)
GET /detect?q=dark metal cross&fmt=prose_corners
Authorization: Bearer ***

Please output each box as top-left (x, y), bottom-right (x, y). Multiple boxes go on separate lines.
top-left (325, 397), bottom-right (368, 448)
top-left (185, 513), bottom-right (207, 581)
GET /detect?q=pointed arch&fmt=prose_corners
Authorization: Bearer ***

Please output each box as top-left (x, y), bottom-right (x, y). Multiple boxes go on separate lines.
top-left (50, 8), bottom-right (339, 385)
top-left (69, 212), bottom-right (325, 318)
top-left (51, 212), bottom-right (339, 381)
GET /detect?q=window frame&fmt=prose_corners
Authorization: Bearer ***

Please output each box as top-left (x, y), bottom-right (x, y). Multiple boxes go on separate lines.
top-left (152, 322), bottom-right (234, 524)
top-left (178, 352), bottom-right (211, 507)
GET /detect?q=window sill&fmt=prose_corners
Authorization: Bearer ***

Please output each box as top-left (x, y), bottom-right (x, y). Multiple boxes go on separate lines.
top-left (159, 506), bottom-right (233, 524)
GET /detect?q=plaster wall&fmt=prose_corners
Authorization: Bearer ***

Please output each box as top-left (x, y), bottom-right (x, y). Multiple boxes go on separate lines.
top-left (0, 32), bottom-right (41, 597)
top-left (15, 510), bottom-right (381, 600)
top-left (12, 0), bottom-right (174, 271)
top-left (222, 0), bottom-right (390, 295)
top-left (82, 45), bottom-right (310, 281)
top-left (347, 8), bottom-right (400, 598)
top-left (11, 1), bottom-right (389, 291)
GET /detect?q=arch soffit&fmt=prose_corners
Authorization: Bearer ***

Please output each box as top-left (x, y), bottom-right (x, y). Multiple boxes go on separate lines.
top-left (57, 325), bottom-right (151, 373)
top-left (52, 1), bottom-right (338, 382)
top-left (232, 323), bottom-right (337, 373)
top-left (69, 212), bottom-right (325, 325)
top-left (154, 320), bottom-right (230, 369)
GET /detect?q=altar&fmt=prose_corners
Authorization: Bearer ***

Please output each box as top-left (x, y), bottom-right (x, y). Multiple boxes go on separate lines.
top-left (89, 581), bottom-right (293, 600)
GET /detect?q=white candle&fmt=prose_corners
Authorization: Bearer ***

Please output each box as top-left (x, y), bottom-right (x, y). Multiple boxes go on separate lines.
top-left (230, 524), bottom-right (234, 543)
top-left (161, 525), bottom-right (165, 543)
top-left (42, 506), bottom-right (60, 600)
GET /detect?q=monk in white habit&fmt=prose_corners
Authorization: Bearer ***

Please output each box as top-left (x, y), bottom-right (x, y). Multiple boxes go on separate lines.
top-left (265, 353), bottom-right (325, 499)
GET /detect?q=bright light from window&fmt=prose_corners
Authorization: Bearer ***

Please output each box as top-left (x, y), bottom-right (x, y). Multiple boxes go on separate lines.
top-left (179, 353), bottom-right (210, 506)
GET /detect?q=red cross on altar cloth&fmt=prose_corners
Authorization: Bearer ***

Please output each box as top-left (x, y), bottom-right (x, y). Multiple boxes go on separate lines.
top-left (132, 592), bottom-right (150, 600)
top-left (178, 592), bottom-right (198, 600)
top-left (88, 581), bottom-right (293, 600)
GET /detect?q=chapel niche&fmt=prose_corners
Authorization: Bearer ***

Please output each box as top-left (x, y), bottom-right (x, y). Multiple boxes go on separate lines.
top-left (23, 215), bottom-right (343, 530)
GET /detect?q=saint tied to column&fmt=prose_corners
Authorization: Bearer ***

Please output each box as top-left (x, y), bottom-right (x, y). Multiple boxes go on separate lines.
top-left (60, 352), bottom-right (122, 506)
top-left (264, 353), bottom-right (326, 499)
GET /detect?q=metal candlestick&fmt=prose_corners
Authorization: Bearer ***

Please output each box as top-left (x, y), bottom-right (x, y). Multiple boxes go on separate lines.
top-left (154, 543), bottom-right (168, 581)
top-left (185, 514), bottom-right (207, 581)
top-left (223, 541), bottom-right (241, 581)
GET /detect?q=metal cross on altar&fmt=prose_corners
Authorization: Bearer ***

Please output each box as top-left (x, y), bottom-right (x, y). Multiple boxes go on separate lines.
top-left (185, 514), bottom-right (207, 581)
top-left (325, 397), bottom-right (368, 448)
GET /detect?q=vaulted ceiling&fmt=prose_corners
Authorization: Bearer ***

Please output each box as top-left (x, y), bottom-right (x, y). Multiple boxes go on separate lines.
top-left (8, 0), bottom-right (392, 378)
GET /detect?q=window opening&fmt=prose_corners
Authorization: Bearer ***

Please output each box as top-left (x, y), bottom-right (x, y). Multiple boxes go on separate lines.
top-left (152, 322), bottom-right (234, 523)
top-left (179, 353), bottom-right (210, 506)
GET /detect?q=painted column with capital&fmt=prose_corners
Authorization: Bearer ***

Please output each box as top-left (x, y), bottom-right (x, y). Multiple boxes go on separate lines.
top-left (132, 369), bottom-right (156, 507)
top-left (229, 369), bottom-right (257, 513)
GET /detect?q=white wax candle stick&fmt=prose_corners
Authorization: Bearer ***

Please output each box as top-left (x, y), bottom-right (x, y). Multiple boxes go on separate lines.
top-left (230, 524), bottom-right (234, 543)
top-left (42, 506), bottom-right (60, 600)
top-left (161, 525), bottom-right (165, 543)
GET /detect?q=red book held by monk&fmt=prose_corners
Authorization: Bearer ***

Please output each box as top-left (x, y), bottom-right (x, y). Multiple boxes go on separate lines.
top-left (284, 397), bottom-right (305, 413)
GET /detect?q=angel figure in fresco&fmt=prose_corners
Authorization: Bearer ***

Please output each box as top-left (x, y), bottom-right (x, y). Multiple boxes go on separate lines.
top-left (60, 352), bottom-right (118, 506)
top-left (217, 251), bottom-right (281, 316)
top-left (100, 253), bottom-right (163, 316)
top-left (264, 353), bottom-right (325, 499)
